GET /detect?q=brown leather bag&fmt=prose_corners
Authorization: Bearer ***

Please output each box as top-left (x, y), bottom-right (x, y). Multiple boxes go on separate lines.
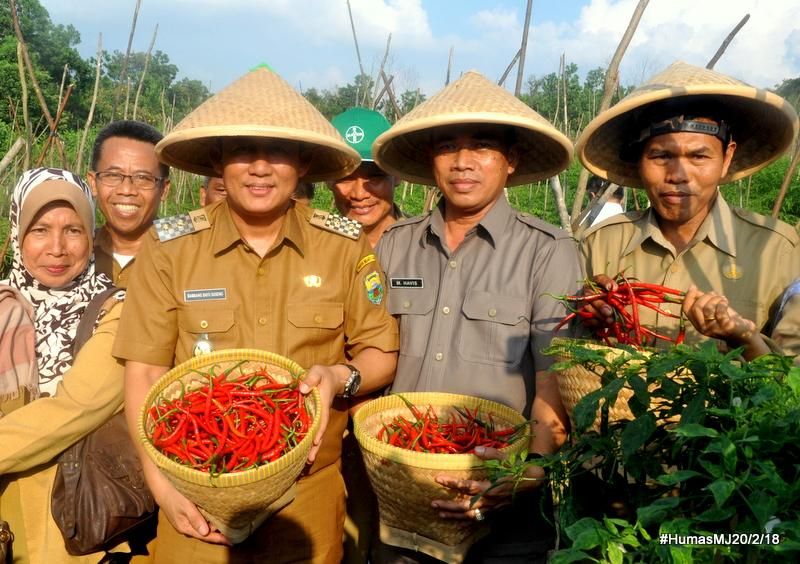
top-left (0, 519), bottom-right (13, 563)
top-left (50, 289), bottom-right (156, 555)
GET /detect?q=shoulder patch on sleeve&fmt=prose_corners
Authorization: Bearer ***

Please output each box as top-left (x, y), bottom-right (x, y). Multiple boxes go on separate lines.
top-left (356, 253), bottom-right (377, 272)
top-left (154, 209), bottom-right (211, 242)
top-left (309, 210), bottom-right (362, 240)
top-left (733, 207), bottom-right (800, 245)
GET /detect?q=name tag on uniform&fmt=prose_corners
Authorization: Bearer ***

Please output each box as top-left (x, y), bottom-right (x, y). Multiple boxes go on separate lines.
top-left (390, 278), bottom-right (424, 289)
top-left (184, 288), bottom-right (227, 302)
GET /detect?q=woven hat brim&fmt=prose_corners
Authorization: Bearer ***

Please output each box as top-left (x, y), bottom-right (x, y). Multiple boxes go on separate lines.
top-left (373, 112), bottom-right (573, 187)
top-left (576, 85), bottom-right (799, 188)
top-left (156, 125), bottom-right (361, 183)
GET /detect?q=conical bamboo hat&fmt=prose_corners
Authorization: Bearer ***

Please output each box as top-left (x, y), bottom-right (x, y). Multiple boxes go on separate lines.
top-left (575, 61), bottom-right (798, 188)
top-left (156, 66), bottom-right (360, 182)
top-left (373, 71), bottom-right (573, 186)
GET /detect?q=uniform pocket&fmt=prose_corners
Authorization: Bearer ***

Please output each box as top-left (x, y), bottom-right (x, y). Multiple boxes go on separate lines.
top-left (459, 290), bottom-right (529, 366)
top-left (287, 302), bottom-right (344, 367)
top-left (177, 306), bottom-right (239, 353)
top-left (387, 288), bottom-right (436, 357)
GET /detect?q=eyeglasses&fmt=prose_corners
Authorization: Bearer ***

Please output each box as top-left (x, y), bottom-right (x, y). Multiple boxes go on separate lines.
top-left (94, 171), bottom-right (165, 190)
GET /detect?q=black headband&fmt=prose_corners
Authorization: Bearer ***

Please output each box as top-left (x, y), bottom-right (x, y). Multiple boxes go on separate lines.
top-left (622, 115), bottom-right (731, 162)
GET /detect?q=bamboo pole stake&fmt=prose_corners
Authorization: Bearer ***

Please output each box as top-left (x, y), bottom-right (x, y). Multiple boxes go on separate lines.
top-left (381, 71), bottom-right (402, 119)
top-left (10, 0), bottom-right (55, 130)
top-left (112, 0), bottom-right (141, 121)
top-left (15, 41), bottom-right (30, 168)
top-left (707, 14), bottom-right (750, 69)
top-left (133, 23), bottom-right (158, 120)
top-left (550, 174), bottom-right (571, 232)
top-left (346, 0), bottom-right (366, 104)
top-left (498, 48), bottom-right (521, 87)
top-left (514, 0), bottom-right (533, 97)
top-left (772, 140), bottom-right (800, 218)
top-left (0, 137), bottom-right (25, 178)
top-left (77, 33), bottom-right (103, 173)
top-left (373, 74), bottom-right (394, 109)
top-left (35, 83), bottom-right (73, 167)
top-left (371, 33), bottom-right (392, 107)
top-left (57, 64), bottom-right (68, 108)
top-left (562, 53), bottom-right (569, 134)
top-left (445, 46), bottom-right (454, 86)
top-left (571, 0), bottom-right (650, 220)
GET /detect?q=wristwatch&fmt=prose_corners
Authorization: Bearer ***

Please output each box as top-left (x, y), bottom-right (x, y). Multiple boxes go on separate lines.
top-left (340, 364), bottom-right (362, 399)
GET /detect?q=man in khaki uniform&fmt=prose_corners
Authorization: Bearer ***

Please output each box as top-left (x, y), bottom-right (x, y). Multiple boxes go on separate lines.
top-left (88, 120), bottom-right (171, 289)
top-left (372, 71), bottom-right (581, 563)
top-left (576, 61), bottom-right (800, 359)
top-left (113, 66), bottom-right (399, 564)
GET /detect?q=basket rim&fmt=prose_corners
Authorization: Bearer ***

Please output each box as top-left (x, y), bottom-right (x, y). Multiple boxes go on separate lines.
top-left (138, 348), bottom-right (321, 486)
top-left (353, 392), bottom-right (528, 470)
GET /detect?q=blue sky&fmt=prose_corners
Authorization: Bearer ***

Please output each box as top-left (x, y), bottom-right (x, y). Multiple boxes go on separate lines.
top-left (40, 0), bottom-right (800, 97)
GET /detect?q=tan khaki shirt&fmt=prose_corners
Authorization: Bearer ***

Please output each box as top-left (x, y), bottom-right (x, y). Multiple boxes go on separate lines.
top-left (376, 197), bottom-right (582, 417)
top-left (113, 200), bottom-right (399, 471)
top-left (581, 195), bottom-right (800, 347)
top-left (93, 225), bottom-right (134, 289)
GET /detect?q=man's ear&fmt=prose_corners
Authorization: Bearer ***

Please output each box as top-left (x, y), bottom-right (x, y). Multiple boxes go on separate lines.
top-left (506, 145), bottom-right (520, 176)
top-left (160, 178), bottom-right (172, 202)
top-left (297, 145), bottom-right (313, 178)
top-left (87, 171), bottom-right (98, 197)
top-left (721, 140), bottom-right (737, 178)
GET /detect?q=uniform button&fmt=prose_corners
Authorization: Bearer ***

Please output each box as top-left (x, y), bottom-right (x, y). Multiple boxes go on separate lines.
top-left (314, 314), bottom-right (323, 323)
top-left (257, 267), bottom-right (265, 276)
top-left (199, 320), bottom-right (209, 329)
top-left (258, 317), bottom-right (267, 325)
top-left (442, 306), bottom-right (450, 314)
top-left (670, 265), bottom-right (679, 273)
top-left (403, 300), bottom-right (411, 309)
top-left (488, 308), bottom-right (497, 318)
top-left (449, 260), bottom-right (457, 269)
top-left (434, 352), bottom-right (443, 361)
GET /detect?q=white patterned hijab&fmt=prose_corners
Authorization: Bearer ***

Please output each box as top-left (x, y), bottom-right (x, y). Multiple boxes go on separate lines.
top-left (6, 168), bottom-right (113, 394)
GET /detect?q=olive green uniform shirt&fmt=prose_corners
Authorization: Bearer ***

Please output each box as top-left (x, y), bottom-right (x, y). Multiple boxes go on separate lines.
top-left (376, 197), bottom-right (582, 417)
top-left (93, 225), bottom-right (134, 289)
top-left (581, 195), bottom-right (800, 347)
top-left (113, 200), bottom-right (399, 471)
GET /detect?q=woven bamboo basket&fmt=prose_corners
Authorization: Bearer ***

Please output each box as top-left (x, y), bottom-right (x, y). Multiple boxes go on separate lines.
top-left (552, 338), bottom-right (684, 433)
top-left (353, 392), bottom-right (528, 563)
top-left (138, 349), bottom-right (321, 544)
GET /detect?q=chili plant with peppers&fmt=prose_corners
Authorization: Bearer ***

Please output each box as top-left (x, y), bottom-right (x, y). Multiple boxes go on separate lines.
top-left (146, 367), bottom-right (311, 474)
top-left (480, 341), bottom-right (800, 562)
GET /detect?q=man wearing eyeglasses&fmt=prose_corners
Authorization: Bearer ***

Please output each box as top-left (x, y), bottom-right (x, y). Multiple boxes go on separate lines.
top-left (88, 120), bottom-right (171, 288)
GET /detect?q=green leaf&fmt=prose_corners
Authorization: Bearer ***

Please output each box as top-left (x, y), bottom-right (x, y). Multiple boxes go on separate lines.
top-left (719, 435), bottom-right (738, 474)
top-left (549, 549), bottom-right (598, 564)
top-left (620, 412), bottom-right (656, 460)
top-left (637, 497), bottom-right (680, 527)
top-left (672, 423), bottom-right (719, 438)
top-left (567, 518), bottom-right (607, 551)
top-left (707, 477), bottom-right (736, 506)
top-left (606, 542), bottom-right (624, 564)
top-left (574, 388), bottom-right (604, 432)
top-left (747, 490), bottom-right (778, 525)
top-left (695, 505), bottom-right (736, 522)
top-left (654, 469), bottom-right (703, 486)
top-left (787, 367), bottom-right (800, 397)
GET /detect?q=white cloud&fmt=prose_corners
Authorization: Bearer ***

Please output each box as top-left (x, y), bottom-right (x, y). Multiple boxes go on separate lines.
top-left (528, 0), bottom-right (800, 88)
top-left (471, 8), bottom-right (518, 32)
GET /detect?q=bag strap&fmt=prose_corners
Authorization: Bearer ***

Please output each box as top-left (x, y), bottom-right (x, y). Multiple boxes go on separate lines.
top-left (58, 286), bottom-right (121, 536)
top-left (71, 287), bottom-right (121, 357)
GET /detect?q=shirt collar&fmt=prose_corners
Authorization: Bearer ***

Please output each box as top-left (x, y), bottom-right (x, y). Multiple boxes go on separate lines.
top-left (621, 192), bottom-right (736, 258)
top-left (209, 201), bottom-right (306, 256)
top-left (423, 195), bottom-right (512, 249)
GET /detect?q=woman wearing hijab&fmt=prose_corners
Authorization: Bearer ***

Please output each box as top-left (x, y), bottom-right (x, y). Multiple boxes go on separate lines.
top-left (0, 168), bottom-right (128, 563)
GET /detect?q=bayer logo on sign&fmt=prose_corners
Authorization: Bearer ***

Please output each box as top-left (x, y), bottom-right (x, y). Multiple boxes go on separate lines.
top-left (345, 125), bottom-right (365, 144)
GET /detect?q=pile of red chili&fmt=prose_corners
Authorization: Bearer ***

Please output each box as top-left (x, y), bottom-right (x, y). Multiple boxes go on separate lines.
top-left (377, 399), bottom-right (523, 454)
top-left (553, 275), bottom-right (686, 348)
top-left (146, 367), bottom-right (311, 474)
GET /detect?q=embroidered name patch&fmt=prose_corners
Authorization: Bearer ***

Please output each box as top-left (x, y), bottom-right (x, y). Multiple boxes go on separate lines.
top-left (390, 278), bottom-right (424, 289)
top-left (184, 288), bottom-right (227, 302)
